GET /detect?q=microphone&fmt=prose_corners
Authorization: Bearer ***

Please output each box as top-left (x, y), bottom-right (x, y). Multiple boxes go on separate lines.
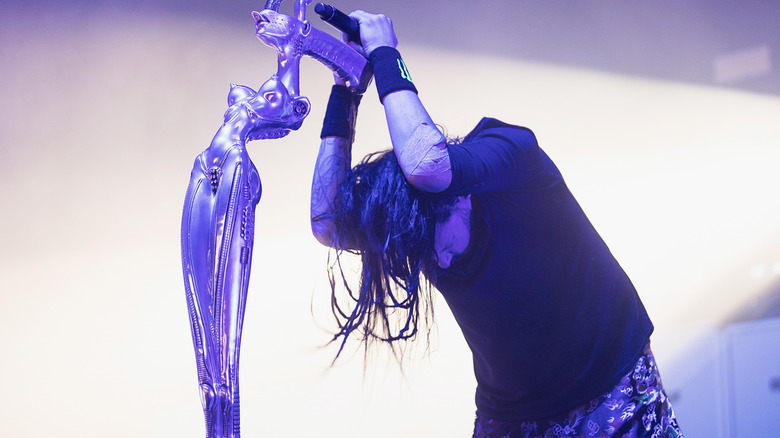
top-left (314, 3), bottom-right (361, 45)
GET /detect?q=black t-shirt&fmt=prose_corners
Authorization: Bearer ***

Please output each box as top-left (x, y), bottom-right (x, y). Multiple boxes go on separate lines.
top-left (434, 118), bottom-right (653, 421)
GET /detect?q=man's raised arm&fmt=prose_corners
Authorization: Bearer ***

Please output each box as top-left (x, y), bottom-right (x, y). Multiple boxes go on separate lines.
top-left (350, 10), bottom-right (452, 193)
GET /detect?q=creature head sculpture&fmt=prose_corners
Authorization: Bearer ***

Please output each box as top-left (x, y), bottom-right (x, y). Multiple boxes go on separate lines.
top-left (253, 6), bottom-right (308, 95)
top-left (223, 76), bottom-right (310, 141)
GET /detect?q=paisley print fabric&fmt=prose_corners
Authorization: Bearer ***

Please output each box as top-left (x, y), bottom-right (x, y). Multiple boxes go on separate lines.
top-left (472, 344), bottom-right (684, 438)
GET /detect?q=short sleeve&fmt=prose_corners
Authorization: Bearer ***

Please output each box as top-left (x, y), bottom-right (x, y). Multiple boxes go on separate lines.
top-left (444, 119), bottom-right (544, 195)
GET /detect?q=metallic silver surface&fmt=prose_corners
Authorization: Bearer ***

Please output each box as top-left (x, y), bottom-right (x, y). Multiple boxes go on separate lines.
top-left (181, 2), bottom-right (370, 436)
top-left (253, 2), bottom-right (372, 94)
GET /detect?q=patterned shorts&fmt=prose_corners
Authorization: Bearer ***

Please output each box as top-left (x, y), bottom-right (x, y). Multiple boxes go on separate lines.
top-left (472, 344), bottom-right (684, 438)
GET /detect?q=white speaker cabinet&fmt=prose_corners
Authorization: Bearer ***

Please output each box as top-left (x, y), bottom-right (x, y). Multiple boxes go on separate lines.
top-left (722, 317), bottom-right (780, 437)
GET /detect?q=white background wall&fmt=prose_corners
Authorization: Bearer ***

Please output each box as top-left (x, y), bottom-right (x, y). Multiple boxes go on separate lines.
top-left (1, 2), bottom-right (779, 436)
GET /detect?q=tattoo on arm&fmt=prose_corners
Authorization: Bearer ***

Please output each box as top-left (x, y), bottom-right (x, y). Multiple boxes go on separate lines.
top-left (397, 122), bottom-right (451, 192)
top-left (311, 137), bottom-right (351, 246)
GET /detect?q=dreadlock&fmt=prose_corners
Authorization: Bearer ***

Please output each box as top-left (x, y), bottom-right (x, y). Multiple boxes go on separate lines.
top-left (324, 150), bottom-right (457, 360)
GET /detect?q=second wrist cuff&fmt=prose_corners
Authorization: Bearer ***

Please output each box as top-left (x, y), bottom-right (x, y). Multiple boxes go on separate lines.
top-left (320, 84), bottom-right (362, 141)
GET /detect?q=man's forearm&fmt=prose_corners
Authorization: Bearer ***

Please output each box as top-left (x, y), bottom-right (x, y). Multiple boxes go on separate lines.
top-left (310, 136), bottom-right (351, 247)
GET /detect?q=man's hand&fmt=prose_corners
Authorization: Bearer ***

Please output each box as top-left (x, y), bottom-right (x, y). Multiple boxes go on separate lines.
top-left (348, 11), bottom-right (398, 57)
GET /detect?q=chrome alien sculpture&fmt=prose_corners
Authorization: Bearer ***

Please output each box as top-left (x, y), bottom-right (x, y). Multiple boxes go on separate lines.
top-left (180, 1), bottom-right (370, 436)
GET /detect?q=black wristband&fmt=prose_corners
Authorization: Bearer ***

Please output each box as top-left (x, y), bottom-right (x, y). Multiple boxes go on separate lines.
top-left (368, 46), bottom-right (418, 103)
top-left (320, 85), bottom-right (362, 141)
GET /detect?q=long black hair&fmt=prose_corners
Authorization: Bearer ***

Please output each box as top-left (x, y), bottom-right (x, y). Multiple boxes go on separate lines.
top-left (324, 150), bottom-right (457, 359)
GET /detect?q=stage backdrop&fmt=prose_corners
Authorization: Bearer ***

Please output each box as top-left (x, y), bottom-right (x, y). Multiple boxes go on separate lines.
top-left (1, 1), bottom-right (779, 437)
